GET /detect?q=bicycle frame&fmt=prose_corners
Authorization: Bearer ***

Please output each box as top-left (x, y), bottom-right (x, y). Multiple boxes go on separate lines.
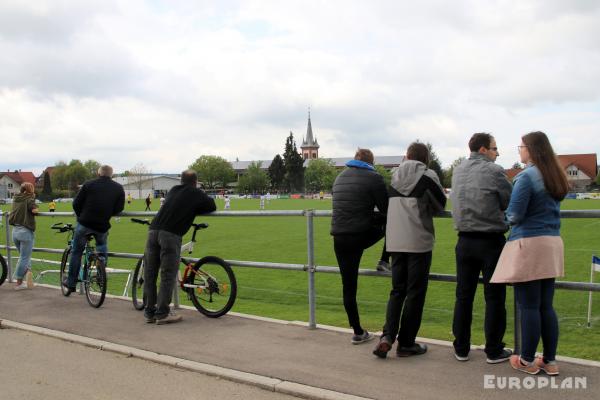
top-left (54, 224), bottom-right (97, 283)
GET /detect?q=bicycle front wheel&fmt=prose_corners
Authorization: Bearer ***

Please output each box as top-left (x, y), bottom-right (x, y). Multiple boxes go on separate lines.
top-left (59, 247), bottom-right (71, 296)
top-left (0, 254), bottom-right (7, 286)
top-left (84, 255), bottom-right (107, 308)
top-left (131, 256), bottom-right (146, 310)
top-left (185, 256), bottom-right (237, 318)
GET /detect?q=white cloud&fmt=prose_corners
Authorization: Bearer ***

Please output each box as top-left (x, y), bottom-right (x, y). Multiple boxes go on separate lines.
top-left (1, 0), bottom-right (599, 175)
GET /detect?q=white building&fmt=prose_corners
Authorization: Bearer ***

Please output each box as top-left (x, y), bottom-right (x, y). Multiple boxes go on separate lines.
top-left (113, 175), bottom-right (180, 199)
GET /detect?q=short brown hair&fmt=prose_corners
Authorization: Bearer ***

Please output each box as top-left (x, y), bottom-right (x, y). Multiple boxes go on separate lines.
top-left (354, 148), bottom-right (374, 165)
top-left (406, 142), bottom-right (430, 164)
top-left (468, 133), bottom-right (493, 152)
top-left (20, 182), bottom-right (35, 194)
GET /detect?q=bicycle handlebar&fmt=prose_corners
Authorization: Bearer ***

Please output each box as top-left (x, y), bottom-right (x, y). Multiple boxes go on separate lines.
top-left (131, 218), bottom-right (150, 225)
top-left (51, 222), bottom-right (74, 233)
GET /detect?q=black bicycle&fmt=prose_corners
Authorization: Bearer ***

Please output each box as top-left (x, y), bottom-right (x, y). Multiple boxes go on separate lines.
top-left (0, 253), bottom-right (7, 286)
top-left (52, 223), bottom-right (107, 308)
top-left (130, 218), bottom-right (237, 318)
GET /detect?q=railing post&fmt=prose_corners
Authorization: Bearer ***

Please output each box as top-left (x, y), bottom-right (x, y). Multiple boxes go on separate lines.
top-left (306, 209), bottom-right (316, 329)
top-left (4, 212), bottom-right (13, 283)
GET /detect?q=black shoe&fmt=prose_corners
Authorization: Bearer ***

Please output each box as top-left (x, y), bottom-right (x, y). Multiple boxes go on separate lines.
top-left (61, 278), bottom-right (76, 296)
top-left (373, 337), bottom-right (392, 359)
top-left (487, 349), bottom-right (513, 364)
top-left (396, 343), bottom-right (428, 357)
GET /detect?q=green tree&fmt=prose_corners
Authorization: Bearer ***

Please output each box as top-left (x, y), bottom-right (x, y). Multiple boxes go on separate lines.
top-left (189, 155), bottom-right (235, 189)
top-left (51, 161), bottom-right (69, 190)
top-left (237, 161), bottom-right (270, 194)
top-left (65, 159), bottom-right (88, 192)
top-left (442, 157), bottom-right (466, 188)
top-left (42, 170), bottom-right (52, 196)
top-left (596, 167), bottom-right (600, 186)
top-left (268, 154), bottom-right (285, 191)
top-left (84, 160), bottom-right (101, 180)
top-left (283, 132), bottom-right (304, 192)
top-left (512, 162), bottom-right (523, 170)
top-left (426, 143), bottom-right (444, 184)
top-left (374, 165), bottom-right (392, 187)
top-left (304, 158), bottom-right (338, 193)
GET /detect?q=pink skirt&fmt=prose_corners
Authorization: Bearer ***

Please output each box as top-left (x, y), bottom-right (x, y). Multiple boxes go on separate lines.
top-left (491, 236), bottom-right (564, 283)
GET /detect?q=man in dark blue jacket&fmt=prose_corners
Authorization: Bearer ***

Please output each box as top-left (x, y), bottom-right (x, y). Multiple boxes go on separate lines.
top-left (331, 148), bottom-right (388, 344)
top-left (64, 165), bottom-right (125, 293)
top-left (143, 170), bottom-right (216, 325)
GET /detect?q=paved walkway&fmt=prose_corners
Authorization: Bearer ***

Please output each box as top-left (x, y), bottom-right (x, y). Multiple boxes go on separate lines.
top-left (1, 284), bottom-right (598, 400)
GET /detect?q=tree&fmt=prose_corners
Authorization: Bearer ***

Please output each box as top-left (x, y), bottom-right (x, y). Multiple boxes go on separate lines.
top-left (128, 163), bottom-right (152, 198)
top-left (84, 160), bottom-right (101, 180)
top-left (283, 132), bottom-right (305, 192)
top-left (189, 155), bottom-right (235, 189)
top-left (374, 165), bottom-right (392, 187)
top-left (42, 170), bottom-right (52, 196)
top-left (64, 160), bottom-right (88, 192)
top-left (426, 143), bottom-right (444, 184)
top-left (596, 168), bottom-right (600, 186)
top-left (304, 158), bottom-right (338, 193)
top-left (442, 157), bottom-right (466, 188)
top-left (237, 161), bottom-right (270, 194)
top-left (268, 154), bottom-right (286, 191)
top-left (51, 161), bottom-right (69, 191)
top-left (511, 162), bottom-right (523, 170)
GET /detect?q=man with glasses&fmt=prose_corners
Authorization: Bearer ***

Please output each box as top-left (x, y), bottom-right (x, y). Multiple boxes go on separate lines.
top-left (450, 133), bottom-right (513, 364)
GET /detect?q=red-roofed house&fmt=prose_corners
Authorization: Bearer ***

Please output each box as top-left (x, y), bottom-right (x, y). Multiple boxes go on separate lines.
top-left (504, 154), bottom-right (598, 191)
top-left (0, 171), bottom-right (37, 198)
top-left (558, 154), bottom-right (598, 191)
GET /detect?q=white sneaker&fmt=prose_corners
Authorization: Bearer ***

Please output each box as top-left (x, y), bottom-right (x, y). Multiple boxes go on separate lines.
top-left (14, 282), bottom-right (29, 291)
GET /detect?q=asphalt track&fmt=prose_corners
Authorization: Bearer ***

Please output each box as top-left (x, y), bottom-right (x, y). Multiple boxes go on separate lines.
top-left (1, 284), bottom-right (598, 399)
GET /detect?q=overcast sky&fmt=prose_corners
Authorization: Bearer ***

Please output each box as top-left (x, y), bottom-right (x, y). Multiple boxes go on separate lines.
top-left (1, 0), bottom-right (599, 175)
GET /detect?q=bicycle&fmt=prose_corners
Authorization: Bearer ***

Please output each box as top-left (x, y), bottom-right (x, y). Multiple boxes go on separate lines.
top-left (0, 253), bottom-right (7, 286)
top-left (130, 218), bottom-right (237, 318)
top-left (52, 222), bottom-right (107, 308)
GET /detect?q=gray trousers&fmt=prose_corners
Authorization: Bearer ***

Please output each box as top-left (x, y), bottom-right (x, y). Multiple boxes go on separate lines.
top-left (143, 230), bottom-right (182, 319)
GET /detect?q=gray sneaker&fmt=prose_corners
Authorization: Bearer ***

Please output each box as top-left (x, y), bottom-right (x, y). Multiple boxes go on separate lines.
top-left (352, 331), bottom-right (375, 345)
top-left (376, 260), bottom-right (391, 272)
top-left (156, 312), bottom-right (183, 325)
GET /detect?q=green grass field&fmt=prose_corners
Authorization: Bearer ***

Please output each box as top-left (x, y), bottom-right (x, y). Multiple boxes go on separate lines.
top-left (2, 198), bottom-right (600, 360)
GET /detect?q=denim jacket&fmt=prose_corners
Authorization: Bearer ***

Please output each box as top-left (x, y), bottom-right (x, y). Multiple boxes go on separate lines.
top-left (506, 165), bottom-right (561, 241)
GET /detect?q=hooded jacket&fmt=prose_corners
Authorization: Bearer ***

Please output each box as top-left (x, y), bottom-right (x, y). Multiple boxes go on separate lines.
top-left (386, 160), bottom-right (446, 253)
top-left (9, 193), bottom-right (38, 232)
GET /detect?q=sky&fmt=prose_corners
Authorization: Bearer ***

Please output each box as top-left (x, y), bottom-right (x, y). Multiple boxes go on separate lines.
top-left (1, 0), bottom-right (599, 176)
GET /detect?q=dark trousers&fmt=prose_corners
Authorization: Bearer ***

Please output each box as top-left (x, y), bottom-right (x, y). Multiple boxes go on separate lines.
top-left (143, 230), bottom-right (182, 319)
top-left (514, 278), bottom-right (558, 363)
top-left (452, 234), bottom-right (507, 357)
top-left (382, 252), bottom-right (432, 347)
top-left (333, 227), bottom-right (385, 334)
top-left (67, 223), bottom-right (108, 288)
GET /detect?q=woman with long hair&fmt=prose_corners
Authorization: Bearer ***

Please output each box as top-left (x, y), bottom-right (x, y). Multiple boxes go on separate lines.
top-left (8, 182), bottom-right (39, 290)
top-left (492, 131), bottom-right (569, 375)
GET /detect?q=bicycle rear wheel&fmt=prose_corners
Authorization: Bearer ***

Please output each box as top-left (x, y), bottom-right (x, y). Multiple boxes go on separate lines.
top-left (185, 256), bottom-right (237, 318)
top-left (131, 256), bottom-right (146, 310)
top-left (84, 255), bottom-right (107, 308)
top-left (59, 247), bottom-right (71, 296)
top-left (0, 254), bottom-right (7, 286)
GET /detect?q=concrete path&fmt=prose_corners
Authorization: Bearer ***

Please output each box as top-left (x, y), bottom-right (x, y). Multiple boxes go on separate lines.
top-left (1, 284), bottom-right (598, 399)
top-left (0, 328), bottom-right (300, 400)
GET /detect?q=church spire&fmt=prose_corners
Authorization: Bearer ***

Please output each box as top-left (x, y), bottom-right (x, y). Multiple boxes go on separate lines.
top-left (305, 107), bottom-right (316, 146)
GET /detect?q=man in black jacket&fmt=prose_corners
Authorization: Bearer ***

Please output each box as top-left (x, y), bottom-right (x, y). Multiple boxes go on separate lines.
top-left (64, 165), bottom-right (125, 293)
top-left (143, 170), bottom-right (216, 325)
top-left (331, 148), bottom-right (388, 344)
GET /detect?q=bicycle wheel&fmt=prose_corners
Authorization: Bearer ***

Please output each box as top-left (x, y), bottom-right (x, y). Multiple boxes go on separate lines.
top-left (185, 256), bottom-right (237, 318)
top-left (59, 247), bottom-right (71, 296)
top-left (131, 256), bottom-right (146, 310)
top-left (0, 254), bottom-right (7, 286)
top-left (84, 255), bottom-right (107, 308)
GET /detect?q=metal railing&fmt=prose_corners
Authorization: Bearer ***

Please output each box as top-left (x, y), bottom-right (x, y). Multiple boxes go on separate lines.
top-left (2, 209), bottom-right (600, 343)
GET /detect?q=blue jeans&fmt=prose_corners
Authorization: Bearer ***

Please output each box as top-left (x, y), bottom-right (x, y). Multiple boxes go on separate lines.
top-left (67, 223), bottom-right (108, 288)
top-left (143, 230), bottom-right (182, 319)
top-left (12, 226), bottom-right (34, 280)
top-left (514, 278), bottom-right (559, 363)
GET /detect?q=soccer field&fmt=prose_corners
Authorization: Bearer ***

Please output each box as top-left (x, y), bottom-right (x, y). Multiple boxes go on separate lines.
top-left (2, 198), bottom-right (600, 360)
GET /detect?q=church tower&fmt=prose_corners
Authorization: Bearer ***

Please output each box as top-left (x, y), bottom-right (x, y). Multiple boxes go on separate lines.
top-left (300, 109), bottom-right (319, 160)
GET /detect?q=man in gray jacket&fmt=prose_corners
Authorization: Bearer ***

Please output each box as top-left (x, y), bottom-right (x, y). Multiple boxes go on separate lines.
top-left (373, 142), bottom-right (446, 358)
top-left (451, 133), bottom-right (513, 363)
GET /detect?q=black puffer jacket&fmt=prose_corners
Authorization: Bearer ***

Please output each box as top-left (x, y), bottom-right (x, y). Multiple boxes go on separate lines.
top-left (330, 166), bottom-right (388, 235)
top-left (73, 176), bottom-right (125, 233)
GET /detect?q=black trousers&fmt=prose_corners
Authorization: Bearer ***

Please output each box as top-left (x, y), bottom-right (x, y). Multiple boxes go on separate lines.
top-left (382, 252), bottom-right (432, 347)
top-left (452, 234), bottom-right (507, 357)
top-left (333, 227), bottom-right (385, 334)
